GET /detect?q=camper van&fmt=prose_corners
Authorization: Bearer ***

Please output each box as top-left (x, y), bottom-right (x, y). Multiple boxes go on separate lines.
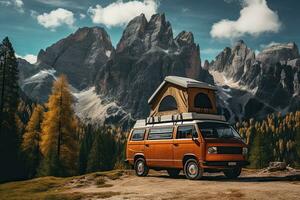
top-left (126, 76), bottom-right (249, 180)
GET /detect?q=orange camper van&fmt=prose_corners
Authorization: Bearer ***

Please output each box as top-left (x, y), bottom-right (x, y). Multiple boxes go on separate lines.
top-left (125, 76), bottom-right (249, 180)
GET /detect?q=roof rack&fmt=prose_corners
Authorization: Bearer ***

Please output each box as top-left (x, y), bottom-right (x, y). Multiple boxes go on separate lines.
top-left (133, 112), bottom-right (226, 128)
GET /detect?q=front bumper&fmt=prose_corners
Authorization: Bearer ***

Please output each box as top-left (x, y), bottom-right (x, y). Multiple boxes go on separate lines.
top-left (202, 160), bottom-right (249, 167)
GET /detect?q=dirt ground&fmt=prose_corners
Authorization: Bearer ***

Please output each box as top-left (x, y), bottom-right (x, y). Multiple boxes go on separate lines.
top-left (70, 169), bottom-right (300, 200)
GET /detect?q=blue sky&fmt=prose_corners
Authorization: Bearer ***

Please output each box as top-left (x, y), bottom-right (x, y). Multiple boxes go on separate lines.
top-left (0, 0), bottom-right (299, 64)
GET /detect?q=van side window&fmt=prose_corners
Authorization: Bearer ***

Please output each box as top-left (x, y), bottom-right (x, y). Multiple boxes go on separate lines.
top-left (176, 125), bottom-right (198, 139)
top-left (148, 127), bottom-right (173, 140)
top-left (131, 129), bottom-right (145, 141)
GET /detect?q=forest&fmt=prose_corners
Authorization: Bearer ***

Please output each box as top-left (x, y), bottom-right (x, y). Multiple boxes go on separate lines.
top-left (0, 37), bottom-right (299, 183)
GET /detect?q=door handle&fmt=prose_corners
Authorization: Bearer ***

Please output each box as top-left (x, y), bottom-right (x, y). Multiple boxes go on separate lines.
top-left (173, 143), bottom-right (179, 147)
top-left (145, 144), bottom-right (149, 147)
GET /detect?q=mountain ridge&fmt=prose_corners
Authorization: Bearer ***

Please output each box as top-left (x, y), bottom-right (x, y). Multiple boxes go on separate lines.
top-left (17, 13), bottom-right (300, 125)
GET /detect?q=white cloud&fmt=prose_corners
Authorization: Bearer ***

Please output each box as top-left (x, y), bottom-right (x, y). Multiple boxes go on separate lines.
top-left (210, 0), bottom-right (281, 39)
top-left (35, 0), bottom-right (85, 10)
top-left (0, 0), bottom-right (24, 13)
top-left (16, 54), bottom-right (37, 64)
top-left (88, 0), bottom-right (158, 27)
top-left (36, 8), bottom-right (75, 30)
top-left (79, 13), bottom-right (86, 19)
top-left (0, 1), bottom-right (11, 6)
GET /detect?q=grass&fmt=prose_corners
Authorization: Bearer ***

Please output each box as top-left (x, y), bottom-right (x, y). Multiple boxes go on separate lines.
top-left (0, 170), bottom-right (124, 200)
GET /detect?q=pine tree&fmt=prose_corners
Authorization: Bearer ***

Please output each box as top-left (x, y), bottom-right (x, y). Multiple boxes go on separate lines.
top-left (21, 104), bottom-right (44, 178)
top-left (0, 37), bottom-right (20, 182)
top-left (86, 130), bottom-right (103, 173)
top-left (86, 127), bottom-right (116, 173)
top-left (249, 122), bottom-right (272, 168)
top-left (39, 75), bottom-right (79, 176)
top-left (78, 124), bottom-right (94, 174)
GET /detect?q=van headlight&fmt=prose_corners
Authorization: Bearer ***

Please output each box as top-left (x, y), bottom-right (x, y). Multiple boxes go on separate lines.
top-left (208, 146), bottom-right (217, 154)
top-left (242, 147), bottom-right (248, 156)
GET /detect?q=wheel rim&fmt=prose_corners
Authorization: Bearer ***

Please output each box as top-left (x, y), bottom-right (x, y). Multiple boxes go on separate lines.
top-left (137, 161), bottom-right (144, 175)
top-left (187, 162), bottom-right (198, 178)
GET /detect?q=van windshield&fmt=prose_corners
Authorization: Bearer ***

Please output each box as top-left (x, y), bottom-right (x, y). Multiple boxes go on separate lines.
top-left (197, 122), bottom-right (241, 139)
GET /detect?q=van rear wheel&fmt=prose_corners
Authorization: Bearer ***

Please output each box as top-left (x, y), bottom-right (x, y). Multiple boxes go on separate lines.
top-left (223, 167), bottom-right (241, 179)
top-left (134, 158), bottom-right (149, 177)
top-left (184, 159), bottom-right (203, 180)
top-left (167, 169), bottom-right (180, 178)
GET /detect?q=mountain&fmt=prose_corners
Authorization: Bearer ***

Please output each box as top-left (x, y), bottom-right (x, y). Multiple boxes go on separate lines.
top-left (18, 13), bottom-right (212, 125)
top-left (94, 13), bottom-right (213, 120)
top-left (209, 40), bottom-right (300, 121)
top-left (17, 13), bottom-right (300, 125)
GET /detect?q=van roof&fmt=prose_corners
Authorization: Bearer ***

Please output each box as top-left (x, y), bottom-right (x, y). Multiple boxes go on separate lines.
top-left (133, 119), bottom-right (229, 129)
top-left (148, 76), bottom-right (217, 104)
top-left (133, 112), bottom-right (227, 129)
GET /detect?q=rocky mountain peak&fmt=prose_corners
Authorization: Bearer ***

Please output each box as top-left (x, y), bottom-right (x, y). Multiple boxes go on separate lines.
top-left (35, 26), bottom-right (114, 90)
top-left (210, 40), bottom-right (255, 81)
top-left (116, 13), bottom-right (174, 55)
top-left (257, 42), bottom-right (299, 66)
top-left (175, 31), bottom-right (194, 47)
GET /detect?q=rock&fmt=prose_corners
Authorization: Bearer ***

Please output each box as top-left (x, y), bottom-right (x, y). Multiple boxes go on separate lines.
top-left (257, 42), bottom-right (299, 67)
top-left (210, 40), bottom-right (256, 82)
top-left (37, 26), bottom-right (114, 90)
top-left (268, 162), bottom-right (287, 171)
top-left (18, 26), bottom-right (114, 102)
top-left (209, 40), bottom-right (300, 122)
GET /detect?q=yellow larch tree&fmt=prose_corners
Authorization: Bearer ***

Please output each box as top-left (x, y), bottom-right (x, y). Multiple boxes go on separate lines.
top-left (39, 75), bottom-right (79, 176)
top-left (21, 104), bottom-right (44, 178)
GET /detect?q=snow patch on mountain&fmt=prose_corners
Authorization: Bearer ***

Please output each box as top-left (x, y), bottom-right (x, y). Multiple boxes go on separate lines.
top-left (23, 69), bottom-right (56, 85)
top-left (210, 70), bottom-right (258, 95)
top-left (73, 87), bottom-right (129, 124)
top-left (105, 50), bottom-right (111, 57)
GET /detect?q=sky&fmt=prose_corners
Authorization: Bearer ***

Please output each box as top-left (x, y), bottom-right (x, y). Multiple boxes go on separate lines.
top-left (0, 0), bottom-right (299, 64)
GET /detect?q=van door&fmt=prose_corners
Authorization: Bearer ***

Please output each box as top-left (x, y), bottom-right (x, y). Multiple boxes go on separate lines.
top-left (173, 125), bottom-right (201, 168)
top-left (127, 129), bottom-right (146, 164)
top-left (144, 127), bottom-right (174, 168)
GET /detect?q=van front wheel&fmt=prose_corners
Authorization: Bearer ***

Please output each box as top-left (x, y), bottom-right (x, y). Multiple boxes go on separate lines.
top-left (134, 158), bottom-right (149, 177)
top-left (223, 167), bottom-right (241, 179)
top-left (184, 159), bottom-right (203, 180)
top-left (167, 169), bottom-right (180, 178)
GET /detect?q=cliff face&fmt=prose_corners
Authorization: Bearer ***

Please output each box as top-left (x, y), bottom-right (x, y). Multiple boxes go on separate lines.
top-left (37, 27), bottom-right (114, 89)
top-left (94, 13), bottom-right (212, 119)
top-left (17, 13), bottom-right (300, 124)
top-left (209, 41), bottom-right (300, 121)
top-left (18, 13), bottom-right (212, 123)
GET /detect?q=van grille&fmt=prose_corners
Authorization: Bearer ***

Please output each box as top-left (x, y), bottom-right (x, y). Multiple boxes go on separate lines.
top-left (217, 146), bottom-right (242, 154)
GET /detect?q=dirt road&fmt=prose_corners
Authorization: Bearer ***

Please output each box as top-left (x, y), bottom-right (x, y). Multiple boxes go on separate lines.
top-left (72, 169), bottom-right (300, 200)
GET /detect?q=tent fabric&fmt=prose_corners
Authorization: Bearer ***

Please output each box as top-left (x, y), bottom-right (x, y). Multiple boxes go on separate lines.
top-left (149, 77), bottom-right (217, 117)
top-left (150, 83), bottom-right (188, 116)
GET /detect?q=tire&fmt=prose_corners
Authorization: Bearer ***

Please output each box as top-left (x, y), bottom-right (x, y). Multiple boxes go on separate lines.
top-left (184, 158), bottom-right (203, 180)
top-left (223, 167), bottom-right (242, 179)
top-left (134, 158), bottom-right (149, 177)
top-left (167, 169), bottom-right (180, 178)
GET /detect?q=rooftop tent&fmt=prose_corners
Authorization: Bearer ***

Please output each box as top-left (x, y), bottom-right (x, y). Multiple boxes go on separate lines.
top-left (148, 76), bottom-right (217, 116)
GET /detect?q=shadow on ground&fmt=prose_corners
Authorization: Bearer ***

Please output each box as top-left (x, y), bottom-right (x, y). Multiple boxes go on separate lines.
top-left (148, 174), bottom-right (300, 182)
